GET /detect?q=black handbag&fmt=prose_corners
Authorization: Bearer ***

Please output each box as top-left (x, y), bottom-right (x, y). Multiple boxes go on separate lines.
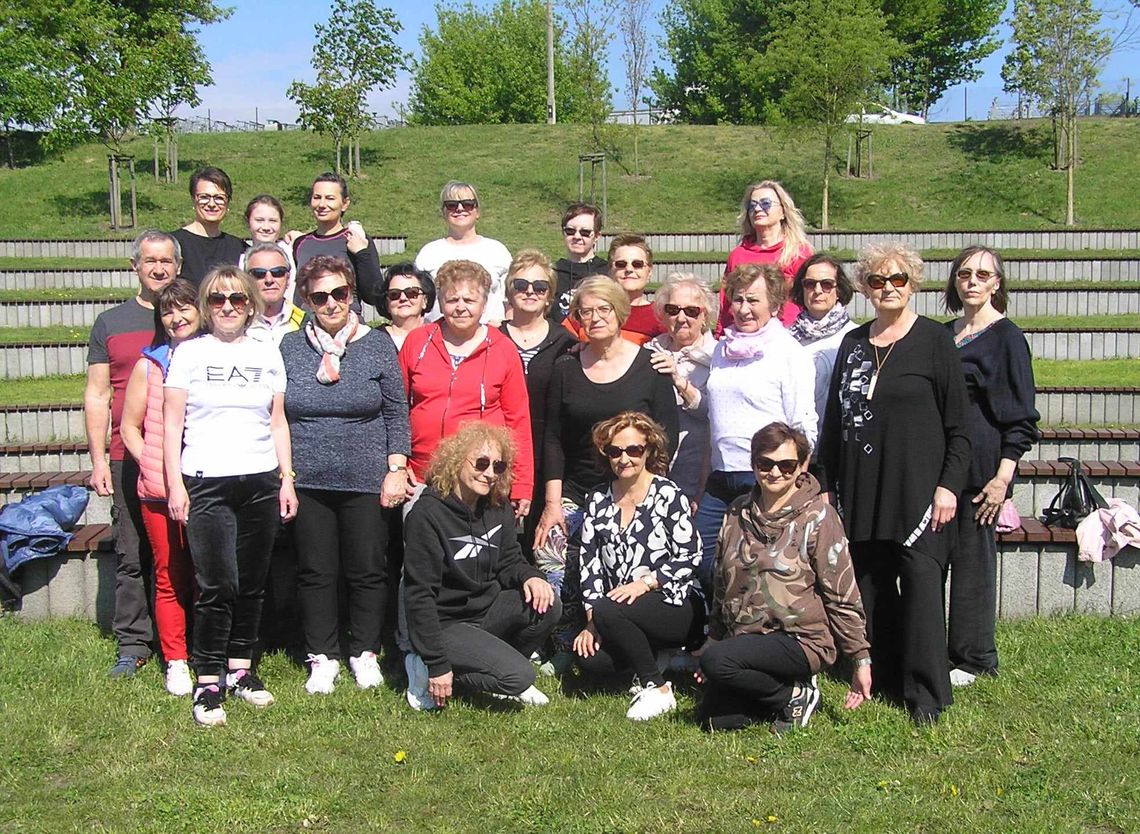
top-left (1040, 457), bottom-right (1109, 529)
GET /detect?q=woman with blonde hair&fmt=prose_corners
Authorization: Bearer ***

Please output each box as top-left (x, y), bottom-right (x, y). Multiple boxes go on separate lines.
top-left (402, 422), bottom-right (560, 711)
top-left (716, 180), bottom-right (814, 333)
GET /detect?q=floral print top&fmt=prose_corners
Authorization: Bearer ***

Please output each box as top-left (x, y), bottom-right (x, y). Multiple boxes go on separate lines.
top-left (580, 475), bottom-right (702, 609)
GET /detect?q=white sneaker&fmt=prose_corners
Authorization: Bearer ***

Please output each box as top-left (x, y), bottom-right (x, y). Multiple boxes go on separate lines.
top-left (192, 684), bottom-right (227, 727)
top-left (349, 651), bottom-right (384, 690)
top-left (404, 653), bottom-right (437, 711)
top-left (226, 669), bottom-right (276, 708)
top-left (165, 659), bottom-right (193, 697)
top-left (530, 651), bottom-right (556, 677)
top-left (950, 668), bottom-right (978, 687)
top-left (627, 682), bottom-right (677, 721)
top-left (305, 654), bottom-right (340, 695)
top-left (492, 684), bottom-right (550, 706)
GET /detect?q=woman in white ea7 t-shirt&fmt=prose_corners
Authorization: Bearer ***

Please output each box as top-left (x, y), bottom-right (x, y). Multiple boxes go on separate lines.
top-left (164, 265), bottom-right (298, 728)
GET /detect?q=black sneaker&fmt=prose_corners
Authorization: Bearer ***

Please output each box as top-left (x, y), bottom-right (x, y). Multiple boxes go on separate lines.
top-left (771, 675), bottom-right (820, 735)
top-left (192, 684), bottom-right (227, 727)
top-left (226, 669), bottom-right (275, 708)
top-left (108, 655), bottom-right (147, 678)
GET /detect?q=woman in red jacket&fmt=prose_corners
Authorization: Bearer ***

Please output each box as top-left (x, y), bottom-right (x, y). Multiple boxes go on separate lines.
top-left (399, 259), bottom-right (534, 517)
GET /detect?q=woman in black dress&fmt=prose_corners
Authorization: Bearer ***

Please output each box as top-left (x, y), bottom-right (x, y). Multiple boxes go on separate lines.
top-left (942, 246), bottom-right (1039, 687)
top-left (818, 241), bottom-right (971, 725)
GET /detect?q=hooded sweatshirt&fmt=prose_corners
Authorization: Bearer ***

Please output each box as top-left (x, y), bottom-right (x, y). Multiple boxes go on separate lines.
top-left (403, 487), bottom-right (545, 676)
top-left (710, 472), bottom-right (870, 673)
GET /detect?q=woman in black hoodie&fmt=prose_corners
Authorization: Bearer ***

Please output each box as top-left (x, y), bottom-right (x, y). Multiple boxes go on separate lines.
top-left (402, 422), bottom-right (561, 711)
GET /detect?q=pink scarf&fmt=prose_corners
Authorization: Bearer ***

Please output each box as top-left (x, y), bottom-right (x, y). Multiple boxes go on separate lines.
top-left (304, 312), bottom-right (361, 384)
top-left (721, 318), bottom-right (781, 360)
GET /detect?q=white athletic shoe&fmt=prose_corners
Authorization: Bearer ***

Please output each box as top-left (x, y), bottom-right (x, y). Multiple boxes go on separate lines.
top-left (305, 654), bottom-right (340, 695)
top-left (226, 669), bottom-right (275, 708)
top-left (404, 653), bottom-right (438, 711)
top-left (627, 682), bottom-right (677, 721)
top-left (493, 684), bottom-right (550, 706)
top-left (349, 651), bottom-right (384, 690)
top-left (950, 668), bottom-right (978, 688)
top-left (165, 659), bottom-right (193, 697)
top-left (192, 684), bottom-right (227, 727)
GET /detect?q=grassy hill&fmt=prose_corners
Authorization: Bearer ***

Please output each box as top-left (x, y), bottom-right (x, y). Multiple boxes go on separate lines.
top-left (2, 119), bottom-right (1138, 252)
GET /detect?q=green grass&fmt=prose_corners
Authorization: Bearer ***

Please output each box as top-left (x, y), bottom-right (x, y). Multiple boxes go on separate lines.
top-left (0, 287), bottom-right (134, 302)
top-left (0, 119), bottom-right (1138, 249)
top-left (0, 326), bottom-right (92, 343)
top-left (1, 615), bottom-right (1137, 833)
top-left (0, 374), bottom-right (86, 405)
top-left (0, 257), bottom-right (130, 270)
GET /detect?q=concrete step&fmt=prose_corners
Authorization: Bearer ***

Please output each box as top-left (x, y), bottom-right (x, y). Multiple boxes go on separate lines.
top-left (0, 342), bottom-right (88, 379)
top-left (1024, 329), bottom-right (1140, 360)
top-left (0, 442), bottom-right (89, 473)
top-left (0, 471), bottom-right (107, 524)
top-left (8, 523), bottom-right (115, 628)
top-left (0, 269), bottom-right (136, 291)
top-left (1035, 387), bottom-right (1140, 425)
top-left (849, 288), bottom-right (1140, 319)
top-left (0, 405), bottom-right (89, 444)
top-left (1010, 460), bottom-right (1139, 517)
top-left (0, 299), bottom-right (122, 327)
top-left (1031, 428), bottom-right (1140, 460)
top-left (0, 236), bottom-right (408, 259)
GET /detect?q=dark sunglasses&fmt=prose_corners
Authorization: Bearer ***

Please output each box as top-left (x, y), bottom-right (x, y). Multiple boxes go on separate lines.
top-left (801, 278), bottom-right (837, 292)
top-left (563, 226), bottom-right (595, 238)
top-left (308, 285), bottom-right (352, 305)
top-left (386, 287), bottom-right (424, 302)
top-left (248, 266), bottom-right (290, 280)
top-left (748, 198), bottom-right (776, 213)
top-left (866, 272), bottom-right (909, 290)
top-left (612, 259), bottom-right (648, 271)
top-left (955, 268), bottom-right (998, 281)
top-left (755, 456), bottom-right (799, 476)
top-left (511, 278), bottom-right (550, 295)
top-left (443, 199), bottom-right (478, 212)
top-left (207, 291), bottom-right (249, 310)
top-left (602, 443), bottom-right (647, 459)
top-left (664, 303), bottom-right (702, 318)
top-left (471, 456), bottom-right (508, 475)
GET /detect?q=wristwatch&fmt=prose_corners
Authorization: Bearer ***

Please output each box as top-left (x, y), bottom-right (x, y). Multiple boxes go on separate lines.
top-left (854, 657), bottom-right (872, 668)
top-left (640, 574), bottom-right (655, 589)
top-left (387, 464), bottom-right (407, 474)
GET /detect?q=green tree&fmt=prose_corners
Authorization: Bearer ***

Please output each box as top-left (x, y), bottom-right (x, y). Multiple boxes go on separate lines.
top-left (287, 0), bottom-right (405, 177)
top-left (763, 0), bottom-right (897, 228)
top-left (1002, 0), bottom-right (1112, 225)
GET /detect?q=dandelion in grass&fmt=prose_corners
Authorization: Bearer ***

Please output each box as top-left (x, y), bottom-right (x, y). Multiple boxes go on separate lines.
top-left (394, 750), bottom-right (407, 764)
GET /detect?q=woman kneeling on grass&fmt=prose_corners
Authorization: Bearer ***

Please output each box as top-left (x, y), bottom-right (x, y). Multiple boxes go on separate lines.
top-left (696, 422), bottom-right (871, 734)
top-left (402, 422), bottom-right (560, 711)
top-left (573, 412), bottom-right (704, 721)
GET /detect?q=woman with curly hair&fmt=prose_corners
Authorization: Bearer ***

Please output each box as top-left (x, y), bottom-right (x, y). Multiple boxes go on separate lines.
top-left (402, 422), bottom-right (560, 711)
top-left (573, 412), bottom-right (703, 721)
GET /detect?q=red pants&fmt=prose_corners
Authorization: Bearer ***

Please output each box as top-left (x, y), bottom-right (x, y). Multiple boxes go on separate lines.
top-left (140, 501), bottom-right (195, 661)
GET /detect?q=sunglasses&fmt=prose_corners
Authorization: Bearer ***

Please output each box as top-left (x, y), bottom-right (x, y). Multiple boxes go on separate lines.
top-left (955, 268), bottom-right (998, 281)
top-left (207, 291), bottom-right (249, 310)
top-left (755, 456), bottom-right (800, 476)
top-left (309, 285), bottom-right (352, 305)
top-left (664, 303), bottom-right (702, 318)
top-left (748, 198), bottom-right (776, 213)
top-left (471, 456), bottom-right (508, 475)
top-left (443, 199), bottom-right (478, 213)
top-left (248, 266), bottom-right (289, 280)
top-left (866, 272), bottom-right (909, 290)
top-left (802, 278), bottom-right (837, 292)
top-left (511, 279), bottom-right (550, 295)
top-left (602, 443), bottom-right (647, 459)
top-left (563, 226), bottom-right (595, 238)
top-left (612, 259), bottom-right (648, 271)
top-left (386, 287), bottom-right (424, 302)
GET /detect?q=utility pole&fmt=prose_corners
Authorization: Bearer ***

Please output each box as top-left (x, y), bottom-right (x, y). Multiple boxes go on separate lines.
top-left (546, 0), bottom-right (556, 124)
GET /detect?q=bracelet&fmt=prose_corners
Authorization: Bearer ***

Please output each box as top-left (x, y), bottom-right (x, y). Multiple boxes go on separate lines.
top-left (853, 657), bottom-right (872, 668)
top-left (279, 469), bottom-right (296, 480)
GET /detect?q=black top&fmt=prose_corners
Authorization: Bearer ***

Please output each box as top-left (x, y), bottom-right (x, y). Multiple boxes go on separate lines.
top-left (543, 348), bottom-right (680, 506)
top-left (818, 316), bottom-right (971, 558)
top-left (946, 317), bottom-right (1039, 494)
top-left (171, 228), bottom-right (247, 285)
top-left (550, 256), bottom-right (609, 323)
top-left (291, 228), bottom-right (384, 311)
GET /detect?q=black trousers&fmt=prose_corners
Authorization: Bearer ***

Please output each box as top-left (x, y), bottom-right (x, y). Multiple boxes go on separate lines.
top-left (110, 458), bottom-right (155, 658)
top-left (697, 631), bottom-right (811, 729)
top-left (294, 488), bottom-right (388, 660)
top-left (851, 539), bottom-right (952, 716)
top-left (184, 471), bottom-right (280, 678)
top-left (947, 491), bottom-right (999, 675)
top-left (440, 589), bottom-right (562, 696)
top-left (577, 591), bottom-right (704, 687)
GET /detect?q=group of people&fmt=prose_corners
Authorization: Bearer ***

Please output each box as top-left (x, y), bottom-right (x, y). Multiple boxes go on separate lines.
top-left (86, 167), bottom-right (1039, 730)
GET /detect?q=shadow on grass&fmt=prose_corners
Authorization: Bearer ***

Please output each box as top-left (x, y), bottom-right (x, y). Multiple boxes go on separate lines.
top-left (946, 123), bottom-right (1052, 163)
top-left (1, 130), bottom-right (48, 168)
top-left (49, 190), bottom-right (159, 219)
top-left (708, 161), bottom-right (850, 233)
top-left (299, 146), bottom-right (394, 169)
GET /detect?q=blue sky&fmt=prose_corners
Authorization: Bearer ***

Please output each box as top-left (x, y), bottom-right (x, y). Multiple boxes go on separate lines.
top-left (181, 0), bottom-right (1138, 125)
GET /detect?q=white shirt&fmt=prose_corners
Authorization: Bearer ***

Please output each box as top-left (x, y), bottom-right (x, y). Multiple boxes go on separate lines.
top-left (415, 236), bottom-right (512, 323)
top-left (165, 334), bottom-right (286, 477)
top-left (801, 320), bottom-right (858, 437)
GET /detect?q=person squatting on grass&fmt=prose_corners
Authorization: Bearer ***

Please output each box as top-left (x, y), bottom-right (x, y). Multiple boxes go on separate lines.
top-left (163, 266), bottom-right (298, 727)
top-left (401, 422), bottom-right (560, 711)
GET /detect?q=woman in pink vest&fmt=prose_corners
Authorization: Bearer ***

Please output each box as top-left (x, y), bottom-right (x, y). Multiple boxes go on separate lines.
top-left (120, 279), bottom-right (203, 697)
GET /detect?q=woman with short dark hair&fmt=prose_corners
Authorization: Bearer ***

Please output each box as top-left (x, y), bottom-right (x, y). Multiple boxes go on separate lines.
top-left (172, 166), bottom-right (247, 285)
top-left (380, 263), bottom-right (435, 351)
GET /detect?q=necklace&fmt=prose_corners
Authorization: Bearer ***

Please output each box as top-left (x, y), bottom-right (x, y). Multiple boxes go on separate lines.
top-left (867, 340), bottom-right (896, 401)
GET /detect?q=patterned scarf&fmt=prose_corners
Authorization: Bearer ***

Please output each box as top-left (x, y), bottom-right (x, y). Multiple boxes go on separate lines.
top-left (786, 305), bottom-right (852, 346)
top-left (304, 311), bottom-right (361, 385)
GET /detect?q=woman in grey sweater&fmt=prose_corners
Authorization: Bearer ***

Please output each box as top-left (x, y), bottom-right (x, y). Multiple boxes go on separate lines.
top-left (280, 256), bottom-right (411, 695)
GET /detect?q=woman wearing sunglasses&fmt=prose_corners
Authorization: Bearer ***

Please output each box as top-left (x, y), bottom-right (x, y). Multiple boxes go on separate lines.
top-left (818, 241), bottom-right (971, 725)
top-left (380, 263), bottom-right (436, 351)
top-left (942, 246), bottom-right (1038, 689)
top-left (279, 256), bottom-right (411, 695)
top-left (696, 422), bottom-right (871, 733)
top-left (414, 180), bottom-right (512, 324)
top-left (787, 254), bottom-right (858, 437)
top-left (573, 412), bottom-right (703, 721)
top-left (606, 234), bottom-right (665, 344)
top-left (499, 250), bottom-right (575, 553)
top-left (171, 166), bottom-right (248, 286)
top-left (163, 266), bottom-right (297, 726)
top-left (402, 422), bottom-right (560, 711)
top-left (646, 273), bottom-right (719, 505)
top-left (716, 180), bottom-right (813, 335)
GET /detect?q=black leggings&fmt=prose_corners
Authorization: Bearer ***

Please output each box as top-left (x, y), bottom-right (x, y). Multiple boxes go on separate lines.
top-left (577, 591), bottom-right (704, 687)
top-left (947, 492), bottom-right (999, 676)
top-left (698, 631), bottom-right (811, 729)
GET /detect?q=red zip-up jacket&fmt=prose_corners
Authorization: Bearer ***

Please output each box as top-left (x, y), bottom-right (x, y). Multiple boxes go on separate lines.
top-left (399, 324), bottom-right (534, 501)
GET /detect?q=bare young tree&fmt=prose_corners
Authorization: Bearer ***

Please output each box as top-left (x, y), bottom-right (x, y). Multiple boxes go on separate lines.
top-left (619, 0), bottom-right (652, 175)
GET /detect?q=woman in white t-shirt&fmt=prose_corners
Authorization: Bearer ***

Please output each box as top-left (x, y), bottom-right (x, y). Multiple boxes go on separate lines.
top-left (164, 265), bottom-right (298, 727)
top-left (414, 180), bottom-right (511, 324)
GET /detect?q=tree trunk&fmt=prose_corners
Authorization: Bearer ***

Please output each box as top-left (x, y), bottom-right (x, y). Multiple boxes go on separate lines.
top-left (1066, 114), bottom-right (1075, 226)
top-left (821, 133), bottom-right (832, 230)
top-left (335, 138), bottom-right (342, 174)
top-left (3, 127), bottom-right (13, 170)
top-left (153, 137), bottom-right (160, 180)
top-left (354, 137), bottom-right (361, 176)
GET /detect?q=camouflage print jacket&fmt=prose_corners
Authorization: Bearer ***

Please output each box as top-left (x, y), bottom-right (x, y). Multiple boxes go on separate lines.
top-left (710, 473), bottom-right (870, 672)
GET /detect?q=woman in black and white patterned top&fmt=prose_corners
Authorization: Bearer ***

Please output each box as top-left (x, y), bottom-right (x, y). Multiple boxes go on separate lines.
top-left (573, 412), bottom-right (704, 721)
